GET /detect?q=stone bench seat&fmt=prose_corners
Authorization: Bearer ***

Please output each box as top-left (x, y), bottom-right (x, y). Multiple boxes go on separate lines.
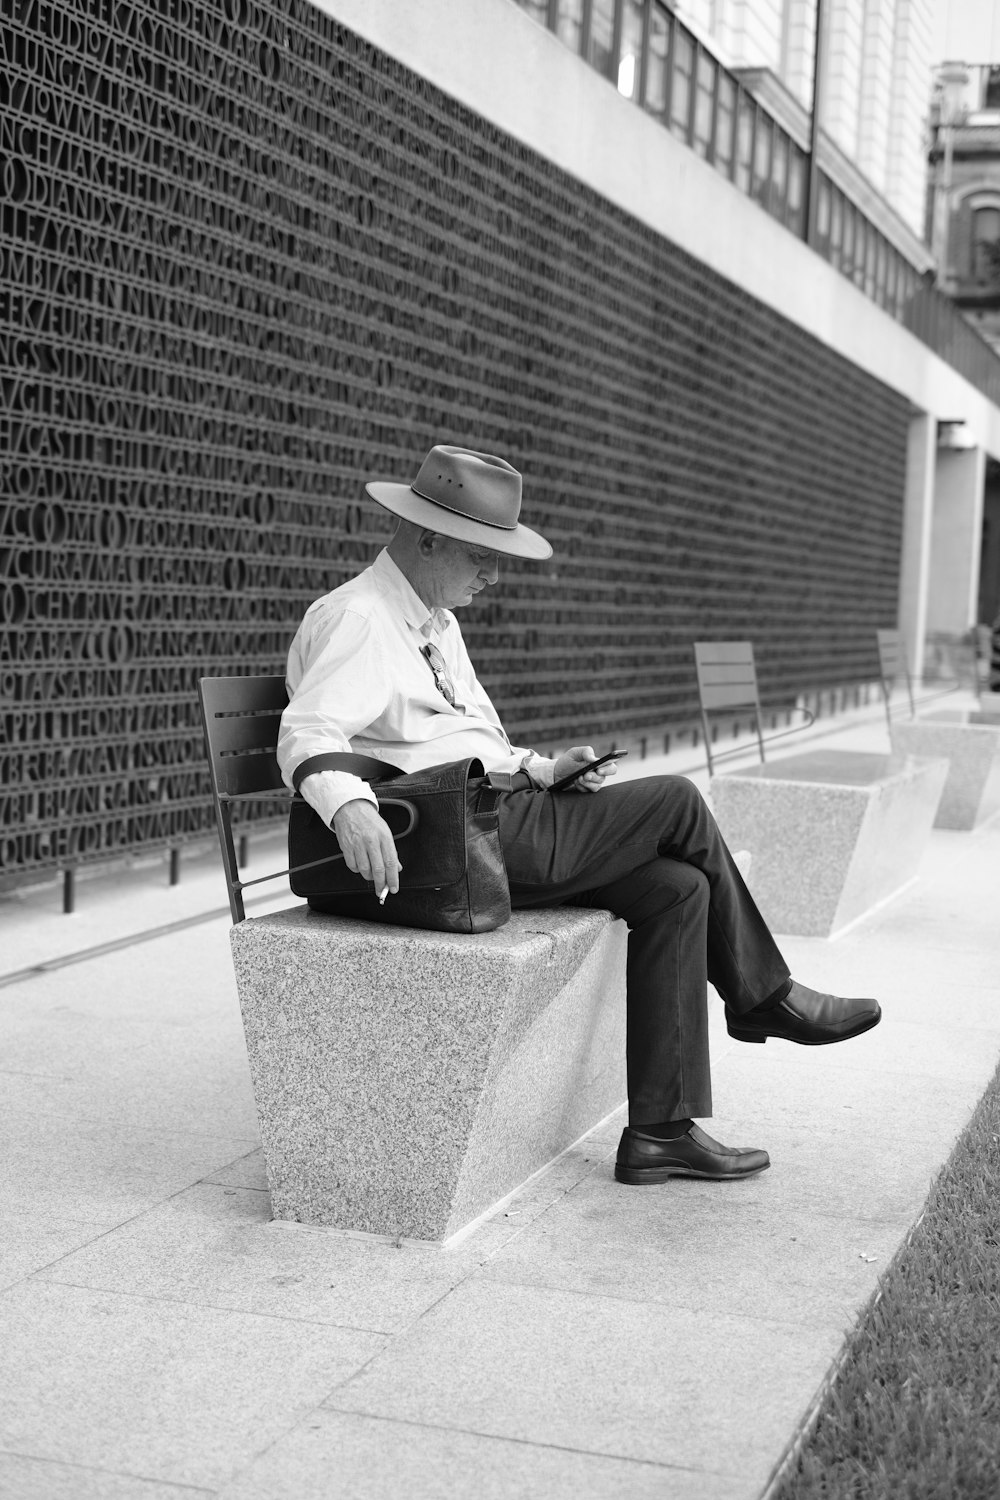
top-left (890, 711), bottom-right (1000, 829)
top-left (709, 749), bottom-right (948, 938)
top-left (230, 905), bottom-right (627, 1245)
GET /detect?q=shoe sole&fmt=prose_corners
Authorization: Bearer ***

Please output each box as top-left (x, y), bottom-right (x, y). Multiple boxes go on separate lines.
top-left (727, 1012), bottom-right (881, 1046)
top-left (614, 1161), bottom-right (770, 1185)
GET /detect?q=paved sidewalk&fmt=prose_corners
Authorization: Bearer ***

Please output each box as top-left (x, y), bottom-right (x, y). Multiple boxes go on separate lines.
top-left (2, 698), bottom-right (999, 1498)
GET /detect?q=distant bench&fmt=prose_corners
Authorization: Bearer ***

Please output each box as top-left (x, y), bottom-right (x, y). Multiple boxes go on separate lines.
top-left (889, 709), bottom-right (1000, 831)
top-left (200, 674), bottom-right (627, 1245)
top-left (694, 643), bottom-right (948, 937)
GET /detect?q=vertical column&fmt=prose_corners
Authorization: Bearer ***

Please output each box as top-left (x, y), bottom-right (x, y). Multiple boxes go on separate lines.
top-left (896, 412), bottom-right (936, 681)
top-left (821, 0), bottom-right (864, 161)
top-left (855, 0), bottom-right (896, 195)
top-left (926, 439), bottom-right (987, 644)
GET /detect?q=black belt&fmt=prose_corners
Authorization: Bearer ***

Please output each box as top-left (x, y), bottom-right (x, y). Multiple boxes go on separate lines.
top-left (486, 770), bottom-right (534, 793)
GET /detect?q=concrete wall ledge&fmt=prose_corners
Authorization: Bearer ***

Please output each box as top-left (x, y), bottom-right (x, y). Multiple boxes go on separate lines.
top-left (230, 905), bottom-right (627, 1243)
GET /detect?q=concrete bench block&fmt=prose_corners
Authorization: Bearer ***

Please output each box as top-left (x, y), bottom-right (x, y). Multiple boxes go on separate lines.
top-left (709, 750), bottom-right (948, 937)
top-left (978, 692), bottom-right (1000, 722)
top-left (229, 905), bottom-right (627, 1244)
top-left (890, 712), bottom-right (1000, 829)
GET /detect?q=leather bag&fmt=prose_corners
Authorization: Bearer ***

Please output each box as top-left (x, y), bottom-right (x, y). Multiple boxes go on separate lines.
top-left (287, 755), bottom-right (511, 934)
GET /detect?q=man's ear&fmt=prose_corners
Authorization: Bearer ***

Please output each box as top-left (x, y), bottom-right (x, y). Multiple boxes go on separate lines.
top-left (416, 529), bottom-right (439, 556)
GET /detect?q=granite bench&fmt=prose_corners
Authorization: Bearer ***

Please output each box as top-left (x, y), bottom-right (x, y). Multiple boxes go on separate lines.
top-left (709, 749), bottom-right (949, 938)
top-left (889, 711), bottom-right (1000, 830)
top-left (229, 904), bottom-right (627, 1245)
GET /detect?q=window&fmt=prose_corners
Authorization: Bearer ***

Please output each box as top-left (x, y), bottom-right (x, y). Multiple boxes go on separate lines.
top-left (617, 0), bottom-right (645, 100)
top-left (714, 73), bottom-right (736, 177)
top-left (770, 129), bottom-right (789, 222)
top-left (692, 48), bottom-right (716, 158)
top-left (734, 91), bottom-right (755, 194)
top-left (670, 27), bottom-right (694, 142)
top-left (554, 0), bottom-right (584, 52)
top-left (516, 0), bottom-right (550, 23)
top-left (829, 186), bottom-right (843, 267)
top-left (752, 115), bottom-right (773, 207)
top-left (972, 205), bottom-right (1000, 283)
top-left (588, 0), bottom-right (616, 78)
top-left (644, 7), bottom-right (671, 119)
top-left (786, 146), bottom-right (806, 236)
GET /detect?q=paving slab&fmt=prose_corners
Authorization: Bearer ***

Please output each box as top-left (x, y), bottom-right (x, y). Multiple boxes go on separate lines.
top-left (217, 1408), bottom-right (735, 1500)
top-left (322, 1278), bottom-right (841, 1492)
top-left (0, 1280), bottom-right (385, 1491)
top-left (0, 1211), bottom-right (110, 1294)
top-left (475, 1170), bottom-right (909, 1329)
top-left (36, 1182), bottom-right (463, 1334)
top-left (0, 1454), bottom-right (212, 1500)
top-left (0, 1103), bottom-right (258, 1228)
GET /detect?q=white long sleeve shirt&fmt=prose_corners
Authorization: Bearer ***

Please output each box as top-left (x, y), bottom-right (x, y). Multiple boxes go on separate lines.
top-left (278, 550), bottom-right (556, 826)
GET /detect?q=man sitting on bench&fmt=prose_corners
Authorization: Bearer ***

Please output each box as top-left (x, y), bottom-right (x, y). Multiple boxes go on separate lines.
top-left (277, 444), bottom-right (881, 1186)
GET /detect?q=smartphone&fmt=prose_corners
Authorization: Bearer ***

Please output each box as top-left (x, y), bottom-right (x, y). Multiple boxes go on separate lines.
top-left (550, 748), bottom-right (628, 792)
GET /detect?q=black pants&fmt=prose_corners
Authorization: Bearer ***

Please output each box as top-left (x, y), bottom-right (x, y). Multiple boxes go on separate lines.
top-left (498, 775), bottom-right (790, 1125)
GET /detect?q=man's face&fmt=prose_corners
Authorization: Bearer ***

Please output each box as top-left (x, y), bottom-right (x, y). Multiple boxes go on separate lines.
top-left (425, 536), bottom-right (500, 610)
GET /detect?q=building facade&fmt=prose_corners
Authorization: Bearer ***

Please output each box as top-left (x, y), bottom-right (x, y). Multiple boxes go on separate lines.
top-left (2, 0), bottom-right (999, 887)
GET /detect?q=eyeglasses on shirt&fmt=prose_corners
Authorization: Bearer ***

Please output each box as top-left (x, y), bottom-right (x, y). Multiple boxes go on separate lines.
top-left (420, 642), bottom-right (463, 711)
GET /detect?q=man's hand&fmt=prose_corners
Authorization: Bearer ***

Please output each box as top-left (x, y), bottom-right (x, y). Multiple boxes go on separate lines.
top-left (551, 745), bottom-right (620, 793)
top-left (332, 799), bottom-right (402, 894)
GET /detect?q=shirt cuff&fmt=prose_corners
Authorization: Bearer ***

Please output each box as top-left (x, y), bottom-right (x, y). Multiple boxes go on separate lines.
top-left (297, 769), bottom-right (379, 827)
top-left (521, 752), bottom-right (556, 789)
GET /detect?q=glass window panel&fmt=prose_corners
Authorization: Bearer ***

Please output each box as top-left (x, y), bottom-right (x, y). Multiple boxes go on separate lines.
top-left (588, 0), bottom-right (616, 77)
top-left (644, 8), bottom-right (670, 118)
top-left (692, 49), bottom-right (715, 158)
top-left (841, 203), bottom-right (855, 277)
top-left (555, 0), bottom-right (583, 52)
top-left (854, 217), bottom-right (867, 288)
top-left (829, 187), bottom-right (843, 266)
top-left (770, 130), bottom-right (789, 218)
top-left (885, 249), bottom-right (899, 315)
top-left (786, 145), bottom-right (806, 235)
top-left (875, 236), bottom-right (888, 304)
top-left (973, 206), bottom-right (1000, 281)
top-left (714, 73), bottom-right (735, 175)
top-left (734, 92), bottom-right (754, 193)
top-left (865, 229), bottom-right (878, 296)
top-left (752, 115), bottom-right (772, 205)
top-left (670, 27), bottom-right (694, 141)
top-left (517, 0), bottom-right (551, 23)
top-left (617, 0), bottom-right (645, 99)
top-left (815, 175), bottom-right (831, 242)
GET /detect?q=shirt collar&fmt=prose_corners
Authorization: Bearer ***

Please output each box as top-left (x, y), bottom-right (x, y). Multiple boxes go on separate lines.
top-left (371, 549), bottom-right (449, 637)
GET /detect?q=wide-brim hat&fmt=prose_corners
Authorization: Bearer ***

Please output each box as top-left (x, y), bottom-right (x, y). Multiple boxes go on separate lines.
top-left (365, 445), bottom-right (553, 560)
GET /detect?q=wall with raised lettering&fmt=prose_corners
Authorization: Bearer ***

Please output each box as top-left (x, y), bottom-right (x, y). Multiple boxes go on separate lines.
top-left (1, 0), bottom-right (909, 882)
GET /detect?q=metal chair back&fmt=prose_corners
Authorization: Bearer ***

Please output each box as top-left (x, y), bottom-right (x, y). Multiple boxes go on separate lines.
top-left (693, 641), bottom-right (766, 776)
top-left (198, 674), bottom-right (292, 923)
top-left (875, 629), bottom-right (915, 733)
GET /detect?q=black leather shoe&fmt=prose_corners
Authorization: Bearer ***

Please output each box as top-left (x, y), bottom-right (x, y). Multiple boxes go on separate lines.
top-left (615, 1124), bottom-right (770, 1184)
top-left (726, 980), bottom-right (881, 1046)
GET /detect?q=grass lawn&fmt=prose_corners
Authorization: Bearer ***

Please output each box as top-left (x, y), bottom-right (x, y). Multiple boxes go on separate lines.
top-left (768, 1054), bottom-right (1000, 1499)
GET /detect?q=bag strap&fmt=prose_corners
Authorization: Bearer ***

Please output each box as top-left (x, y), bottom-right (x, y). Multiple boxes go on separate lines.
top-left (292, 751), bottom-right (406, 791)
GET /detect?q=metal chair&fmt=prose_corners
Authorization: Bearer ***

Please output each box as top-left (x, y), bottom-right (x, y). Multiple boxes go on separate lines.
top-left (198, 675), bottom-right (416, 924)
top-left (875, 628), bottom-right (915, 733)
top-left (692, 641), bottom-right (814, 776)
top-left (198, 674), bottom-right (296, 923)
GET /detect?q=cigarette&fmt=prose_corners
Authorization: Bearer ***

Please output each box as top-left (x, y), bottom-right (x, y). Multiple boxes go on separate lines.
top-left (378, 886), bottom-right (389, 905)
